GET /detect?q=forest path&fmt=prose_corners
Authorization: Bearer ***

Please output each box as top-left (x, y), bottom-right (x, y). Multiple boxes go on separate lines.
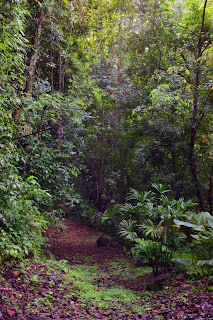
top-left (45, 217), bottom-right (149, 292)
top-left (0, 218), bottom-right (212, 319)
top-left (44, 218), bottom-right (213, 320)
top-left (47, 218), bottom-right (126, 265)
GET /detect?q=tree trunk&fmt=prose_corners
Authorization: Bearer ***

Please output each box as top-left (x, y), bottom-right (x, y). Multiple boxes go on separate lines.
top-left (170, 148), bottom-right (180, 199)
top-left (209, 164), bottom-right (213, 215)
top-left (25, 11), bottom-right (44, 95)
top-left (188, 0), bottom-right (208, 211)
top-left (51, 48), bottom-right (55, 91)
top-left (188, 130), bottom-right (204, 211)
top-left (59, 50), bottom-right (62, 92)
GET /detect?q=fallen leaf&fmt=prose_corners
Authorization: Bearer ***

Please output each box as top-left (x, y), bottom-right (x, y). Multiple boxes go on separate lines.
top-left (12, 271), bottom-right (19, 277)
top-left (182, 284), bottom-right (191, 288)
top-left (6, 306), bottom-right (15, 317)
top-left (177, 312), bottom-right (185, 318)
top-left (152, 308), bottom-right (160, 313)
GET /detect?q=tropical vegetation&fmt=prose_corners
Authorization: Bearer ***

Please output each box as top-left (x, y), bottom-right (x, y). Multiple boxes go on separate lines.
top-left (0, 0), bottom-right (212, 277)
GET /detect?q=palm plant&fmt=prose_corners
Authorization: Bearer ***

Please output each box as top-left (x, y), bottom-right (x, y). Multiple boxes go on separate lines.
top-left (151, 183), bottom-right (171, 195)
top-left (139, 219), bottom-right (165, 240)
top-left (118, 219), bottom-right (137, 241)
top-left (127, 189), bottom-right (153, 203)
top-left (114, 183), bottom-right (199, 274)
top-left (131, 238), bottom-right (173, 275)
top-left (119, 203), bottom-right (141, 220)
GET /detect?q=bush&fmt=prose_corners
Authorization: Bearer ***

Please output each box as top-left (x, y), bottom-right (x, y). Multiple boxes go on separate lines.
top-left (131, 238), bottom-right (173, 275)
top-left (174, 211), bottom-right (213, 276)
top-left (104, 183), bottom-right (201, 275)
top-left (0, 113), bottom-right (51, 260)
top-left (0, 174), bottom-right (51, 260)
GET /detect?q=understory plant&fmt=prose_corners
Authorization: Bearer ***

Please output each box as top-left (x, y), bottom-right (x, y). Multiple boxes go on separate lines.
top-left (105, 183), bottom-right (199, 275)
top-left (131, 238), bottom-right (173, 276)
top-left (0, 172), bottom-right (51, 260)
top-left (0, 114), bottom-right (52, 260)
top-left (174, 211), bottom-right (213, 276)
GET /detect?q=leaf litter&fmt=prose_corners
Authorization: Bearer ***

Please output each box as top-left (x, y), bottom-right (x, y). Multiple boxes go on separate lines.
top-left (0, 218), bottom-right (212, 319)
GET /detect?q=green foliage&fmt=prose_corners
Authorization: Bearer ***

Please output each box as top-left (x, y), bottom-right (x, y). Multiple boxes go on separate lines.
top-left (125, 0), bottom-right (213, 207)
top-left (0, 99), bottom-right (52, 260)
top-left (174, 211), bottom-right (213, 273)
top-left (127, 189), bottom-right (152, 203)
top-left (119, 219), bottom-right (137, 241)
top-left (118, 183), bottom-right (192, 247)
top-left (151, 183), bottom-right (171, 195)
top-left (0, 155), bottom-right (51, 259)
top-left (131, 238), bottom-right (173, 276)
top-left (0, 0), bottom-right (28, 99)
top-left (0, 0), bottom-right (212, 272)
top-left (15, 92), bottom-right (87, 212)
top-left (105, 183), bottom-right (204, 275)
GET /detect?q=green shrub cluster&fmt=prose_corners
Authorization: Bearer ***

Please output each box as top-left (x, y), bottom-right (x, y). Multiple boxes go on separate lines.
top-left (0, 107), bottom-right (51, 261)
top-left (103, 183), bottom-right (213, 277)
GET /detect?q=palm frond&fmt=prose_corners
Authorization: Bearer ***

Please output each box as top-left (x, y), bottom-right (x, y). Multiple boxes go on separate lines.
top-left (118, 219), bottom-right (137, 241)
top-left (139, 219), bottom-right (164, 240)
top-left (119, 203), bottom-right (140, 214)
top-left (127, 188), bottom-right (152, 203)
top-left (151, 182), bottom-right (171, 194)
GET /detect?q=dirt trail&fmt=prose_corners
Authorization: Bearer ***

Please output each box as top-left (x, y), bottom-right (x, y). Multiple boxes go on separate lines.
top-left (0, 218), bottom-right (212, 319)
top-left (46, 218), bottom-right (126, 265)
top-left (44, 218), bottom-right (213, 320)
top-left (46, 218), bottom-right (153, 294)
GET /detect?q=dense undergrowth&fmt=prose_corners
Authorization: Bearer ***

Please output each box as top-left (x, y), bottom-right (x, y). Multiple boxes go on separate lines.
top-left (0, 0), bottom-right (212, 309)
top-left (80, 183), bottom-right (213, 279)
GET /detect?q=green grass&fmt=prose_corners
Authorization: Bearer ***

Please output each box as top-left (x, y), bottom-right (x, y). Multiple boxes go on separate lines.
top-left (59, 261), bottom-right (138, 307)
top-left (40, 257), bottom-right (151, 313)
top-left (107, 258), bottom-right (152, 281)
top-left (0, 255), bottom-right (210, 320)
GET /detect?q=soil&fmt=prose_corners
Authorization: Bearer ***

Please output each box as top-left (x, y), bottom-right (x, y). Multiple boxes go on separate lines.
top-left (0, 217), bottom-right (212, 320)
top-left (47, 218), bottom-right (126, 265)
top-left (46, 218), bottom-right (213, 319)
top-left (46, 218), bottom-right (152, 292)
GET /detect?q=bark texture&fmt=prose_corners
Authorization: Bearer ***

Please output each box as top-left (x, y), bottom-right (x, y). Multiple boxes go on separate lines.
top-left (25, 11), bottom-right (44, 95)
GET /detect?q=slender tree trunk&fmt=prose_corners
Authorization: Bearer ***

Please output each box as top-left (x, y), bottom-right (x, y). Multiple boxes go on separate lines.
top-left (189, 72), bottom-right (202, 209)
top-left (59, 50), bottom-right (62, 92)
top-left (25, 11), bottom-right (44, 95)
top-left (209, 164), bottom-right (213, 215)
top-left (95, 94), bottom-right (104, 205)
top-left (51, 48), bottom-right (54, 91)
top-left (189, 128), bottom-right (204, 210)
top-left (95, 11), bottom-right (105, 205)
top-left (170, 148), bottom-right (180, 198)
top-left (188, 0), bottom-right (208, 211)
top-left (115, 16), bottom-right (123, 130)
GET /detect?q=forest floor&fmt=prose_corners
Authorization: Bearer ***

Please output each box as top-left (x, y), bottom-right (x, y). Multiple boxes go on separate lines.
top-left (0, 217), bottom-right (213, 319)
